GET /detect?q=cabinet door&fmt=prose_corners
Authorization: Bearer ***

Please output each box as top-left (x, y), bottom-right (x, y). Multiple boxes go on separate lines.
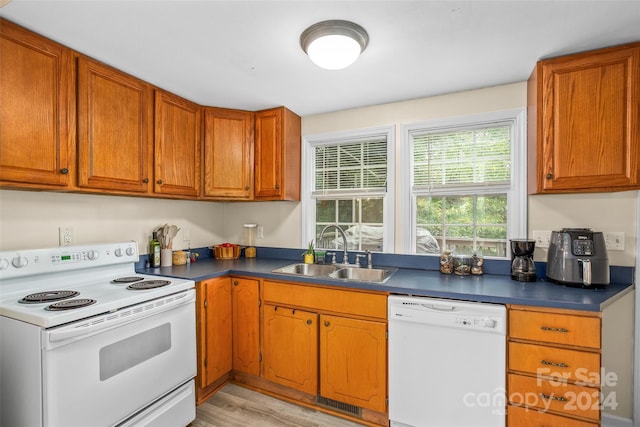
top-left (319, 314), bottom-right (387, 413)
top-left (197, 277), bottom-right (232, 390)
top-left (0, 19), bottom-right (73, 187)
top-left (530, 43), bottom-right (640, 193)
top-left (202, 108), bottom-right (253, 199)
top-left (231, 277), bottom-right (260, 375)
top-left (154, 90), bottom-right (201, 197)
top-left (254, 107), bottom-right (301, 200)
top-left (262, 304), bottom-right (318, 394)
top-left (77, 57), bottom-right (153, 193)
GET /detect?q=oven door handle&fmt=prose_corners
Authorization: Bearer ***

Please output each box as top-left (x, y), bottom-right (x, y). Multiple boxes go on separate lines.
top-left (47, 290), bottom-right (195, 343)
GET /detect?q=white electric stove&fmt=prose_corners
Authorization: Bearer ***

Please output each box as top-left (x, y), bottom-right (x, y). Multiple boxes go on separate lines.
top-left (0, 241), bottom-right (197, 427)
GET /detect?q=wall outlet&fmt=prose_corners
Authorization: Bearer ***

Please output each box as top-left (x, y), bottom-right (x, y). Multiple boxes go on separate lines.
top-left (604, 232), bottom-right (625, 251)
top-left (257, 226), bottom-right (264, 239)
top-left (59, 226), bottom-right (73, 246)
top-left (532, 230), bottom-right (552, 249)
top-left (183, 227), bottom-right (191, 241)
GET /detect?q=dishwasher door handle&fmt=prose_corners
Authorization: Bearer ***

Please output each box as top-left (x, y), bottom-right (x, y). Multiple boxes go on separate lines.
top-left (422, 303), bottom-right (457, 311)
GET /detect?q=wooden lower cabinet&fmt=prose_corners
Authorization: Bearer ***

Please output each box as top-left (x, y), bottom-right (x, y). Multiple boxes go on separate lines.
top-left (262, 304), bottom-right (318, 394)
top-left (507, 295), bottom-right (635, 426)
top-left (259, 280), bottom-right (388, 424)
top-left (196, 277), bottom-right (232, 403)
top-left (319, 314), bottom-right (387, 413)
top-left (508, 405), bottom-right (598, 427)
top-left (231, 277), bottom-right (260, 376)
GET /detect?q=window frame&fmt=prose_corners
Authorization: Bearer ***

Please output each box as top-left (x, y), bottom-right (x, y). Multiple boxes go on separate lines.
top-left (401, 109), bottom-right (527, 258)
top-left (301, 125), bottom-right (395, 253)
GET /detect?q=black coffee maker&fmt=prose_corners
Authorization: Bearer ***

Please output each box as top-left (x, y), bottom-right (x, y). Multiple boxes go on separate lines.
top-left (510, 239), bottom-right (536, 282)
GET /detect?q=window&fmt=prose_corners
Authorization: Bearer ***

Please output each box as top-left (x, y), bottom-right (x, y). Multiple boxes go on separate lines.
top-left (403, 109), bottom-right (526, 258)
top-left (301, 126), bottom-right (394, 253)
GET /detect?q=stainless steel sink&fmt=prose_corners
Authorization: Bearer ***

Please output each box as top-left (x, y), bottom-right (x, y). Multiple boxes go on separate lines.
top-left (272, 263), bottom-right (339, 276)
top-left (272, 262), bottom-right (397, 284)
top-left (329, 267), bottom-right (397, 283)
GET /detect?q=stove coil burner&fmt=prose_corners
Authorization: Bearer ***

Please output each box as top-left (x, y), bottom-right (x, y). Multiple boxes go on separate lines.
top-left (127, 280), bottom-right (171, 290)
top-left (46, 298), bottom-right (97, 311)
top-left (112, 276), bottom-right (145, 284)
top-left (18, 290), bottom-right (80, 304)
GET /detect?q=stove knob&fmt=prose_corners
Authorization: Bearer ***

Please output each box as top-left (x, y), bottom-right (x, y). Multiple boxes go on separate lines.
top-left (126, 247), bottom-right (135, 256)
top-left (11, 255), bottom-right (28, 268)
top-left (87, 250), bottom-right (99, 260)
top-left (115, 248), bottom-right (124, 257)
top-left (484, 319), bottom-right (497, 328)
top-left (0, 258), bottom-right (9, 270)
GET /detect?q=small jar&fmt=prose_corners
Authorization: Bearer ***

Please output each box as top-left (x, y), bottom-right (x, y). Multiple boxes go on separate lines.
top-left (471, 253), bottom-right (484, 275)
top-left (440, 250), bottom-right (453, 274)
top-left (172, 250), bottom-right (187, 265)
top-left (453, 255), bottom-right (472, 276)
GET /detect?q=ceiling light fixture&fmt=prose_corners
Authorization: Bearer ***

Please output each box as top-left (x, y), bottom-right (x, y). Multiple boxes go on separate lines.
top-left (300, 20), bottom-right (369, 70)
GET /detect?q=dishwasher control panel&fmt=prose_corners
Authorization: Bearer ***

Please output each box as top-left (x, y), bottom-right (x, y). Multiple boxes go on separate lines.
top-left (388, 295), bottom-right (506, 335)
top-left (455, 316), bottom-right (499, 329)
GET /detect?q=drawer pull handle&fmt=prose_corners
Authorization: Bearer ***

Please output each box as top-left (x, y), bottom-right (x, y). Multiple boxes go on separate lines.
top-left (541, 326), bottom-right (569, 333)
top-left (541, 360), bottom-right (569, 368)
top-left (540, 393), bottom-right (567, 402)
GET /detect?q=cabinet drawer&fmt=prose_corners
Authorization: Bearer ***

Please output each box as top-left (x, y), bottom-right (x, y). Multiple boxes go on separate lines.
top-left (508, 374), bottom-right (600, 421)
top-left (509, 342), bottom-right (600, 385)
top-left (509, 310), bottom-right (600, 348)
top-left (508, 404), bottom-right (598, 427)
top-left (263, 281), bottom-right (387, 319)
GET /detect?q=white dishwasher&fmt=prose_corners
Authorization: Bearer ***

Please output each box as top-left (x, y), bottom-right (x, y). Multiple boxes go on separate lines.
top-left (388, 295), bottom-right (506, 427)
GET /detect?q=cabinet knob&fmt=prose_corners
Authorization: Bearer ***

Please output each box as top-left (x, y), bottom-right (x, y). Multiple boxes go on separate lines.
top-left (157, 179), bottom-right (163, 185)
top-left (245, 186), bottom-right (250, 191)
top-left (324, 321), bottom-right (330, 327)
top-left (59, 168), bottom-right (69, 174)
top-left (233, 281), bottom-right (239, 286)
top-left (275, 184), bottom-right (280, 189)
top-left (546, 173), bottom-right (554, 180)
top-left (142, 178), bottom-right (149, 183)
top-left (307, 319), bottom-right (312, 325)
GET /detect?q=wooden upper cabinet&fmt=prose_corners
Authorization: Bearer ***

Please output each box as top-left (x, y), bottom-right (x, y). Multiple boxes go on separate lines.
top-left (203, 108), bottom-right (253, 199)
top-left (254, 107), bottom-right (301, 200)
top-left (77, 57), bottom-right (153, 193)
top-left (528, 42), bottom-right (640, 193)
top-left (0, 19), bottom-right (74, 188)
top-left (154, 90), bottom-right (201, 198)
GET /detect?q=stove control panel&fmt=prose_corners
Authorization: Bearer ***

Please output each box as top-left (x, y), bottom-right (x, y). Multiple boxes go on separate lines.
top-left (0, 241), bottom-right (139, 279)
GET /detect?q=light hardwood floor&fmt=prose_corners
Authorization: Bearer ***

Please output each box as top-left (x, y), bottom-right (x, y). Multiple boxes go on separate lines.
top-left (191, 383), bottom-right (364, 427)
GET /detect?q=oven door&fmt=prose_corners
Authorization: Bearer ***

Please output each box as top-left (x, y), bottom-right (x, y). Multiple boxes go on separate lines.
top-left (42, 290), bottom-right (196, 427)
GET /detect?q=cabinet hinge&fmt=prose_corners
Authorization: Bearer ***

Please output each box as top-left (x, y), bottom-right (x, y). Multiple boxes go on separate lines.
top-left (204, 358), bottom-right (207, 368)
top-left (386, 397), bottom-right (389, 408)
top-left (386, 330), bottom-right (388, 339)
top-left (258, 298), bottom-right (262, 308)
top-left (259, 353), bottom-right (262, 363)
top-left (204, 299), bottom-right (208, 309)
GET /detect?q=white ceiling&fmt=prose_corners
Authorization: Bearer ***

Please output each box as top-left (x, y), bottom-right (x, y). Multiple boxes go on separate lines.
top-left (1, 1), bottom-right (639, 116)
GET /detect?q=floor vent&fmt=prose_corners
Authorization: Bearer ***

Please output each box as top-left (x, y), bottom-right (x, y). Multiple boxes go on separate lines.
top-left (316, 396), bottom-right (362, 417)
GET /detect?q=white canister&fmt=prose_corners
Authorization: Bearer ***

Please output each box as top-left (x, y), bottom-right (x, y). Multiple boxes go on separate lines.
top-left (160, 248), bottom-right (173, 267)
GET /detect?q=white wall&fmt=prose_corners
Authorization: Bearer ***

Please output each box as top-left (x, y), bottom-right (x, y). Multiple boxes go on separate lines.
top-left (0, 190), bottom-right (227, 253)
top-left (0, 81), bottom-right (637, 267)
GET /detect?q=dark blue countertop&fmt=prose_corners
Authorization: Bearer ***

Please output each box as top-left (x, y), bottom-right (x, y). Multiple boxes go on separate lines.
top-left (137, 254), bottom-right (634, 312)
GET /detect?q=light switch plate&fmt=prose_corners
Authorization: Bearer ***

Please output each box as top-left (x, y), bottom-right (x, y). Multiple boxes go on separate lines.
top-left (532, 230), bottom-right (552, 248)
top-left (604, 232), bottom-right (625, 251)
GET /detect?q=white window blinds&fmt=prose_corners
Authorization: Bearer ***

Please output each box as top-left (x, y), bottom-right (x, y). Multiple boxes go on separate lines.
top-left (412, 125), bottom-right (511, 190)
top-left (313, 137), bottom-right (387, 195)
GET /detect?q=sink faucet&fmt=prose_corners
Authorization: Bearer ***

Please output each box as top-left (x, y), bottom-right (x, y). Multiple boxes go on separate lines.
top-left (318, 225), bottom-right (349, 265)
top-left (355, 250), bottom-right (373, 268)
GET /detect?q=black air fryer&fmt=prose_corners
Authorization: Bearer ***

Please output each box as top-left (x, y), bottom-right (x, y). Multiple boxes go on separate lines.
top-left (546, 228), bottom-right (609, 288)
